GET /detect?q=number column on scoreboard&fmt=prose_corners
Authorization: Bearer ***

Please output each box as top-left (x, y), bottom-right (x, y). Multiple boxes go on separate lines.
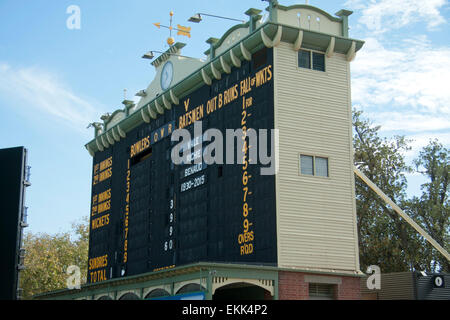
top-left (148, 138), bottom-right (177, 271)
top-left (121, 158), bottom-right (130, 275)
top-left (88, 154), bottom-right (113, 284)
top-left (239, 94), bottom-right (255, 256)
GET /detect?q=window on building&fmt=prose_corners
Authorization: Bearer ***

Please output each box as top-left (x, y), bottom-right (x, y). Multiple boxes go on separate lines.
top-left (315, 157), bottom-right (329, 177)
top-left (298, 49), bottom-right (325, 72)
top-left (309, 283), bottom-right (336, 300)
top-left (298, 50), bottom-right (311, 69)
top-left (312, 52), bottom-right (325, 71)
top-left (300, 155), bottom-right (329, 177)
top-left (300, 155), bottom-right (314, 175)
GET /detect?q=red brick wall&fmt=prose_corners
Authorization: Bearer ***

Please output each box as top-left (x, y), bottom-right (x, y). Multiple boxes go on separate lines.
top-left (278, 271), bottom-right (361, 300)
top-left (337, 276), bottom-right (362, 300)
top-left (278, 272), bottom-right (309, 300)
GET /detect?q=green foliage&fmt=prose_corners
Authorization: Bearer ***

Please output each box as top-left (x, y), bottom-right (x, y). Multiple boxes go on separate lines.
top-left (353, 110), bottom-right (449, 273)
top-left (353, 110), bottom-right (416, 272)
top-left (20, 217), bottom-right (89, 300)
top-left (406, 140), bottom-right (449, 272)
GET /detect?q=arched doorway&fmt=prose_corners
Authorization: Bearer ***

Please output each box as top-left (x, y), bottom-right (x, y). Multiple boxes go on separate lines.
top-left (145, 289), bottom-right (170, 300)
top-left (119, 292), bottom-right (140, 300)
top-left (97, 296), bottom-right (113, 300)
top-left (213, 282), bottom-right (272, 300)
top-left (176, 283), bottom-right (206, 295)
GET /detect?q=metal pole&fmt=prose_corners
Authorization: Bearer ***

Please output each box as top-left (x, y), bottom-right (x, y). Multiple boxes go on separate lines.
top-left (198, 13), bottom-right (245, 23)
top-left (354, 167), bottom-right (450, 262)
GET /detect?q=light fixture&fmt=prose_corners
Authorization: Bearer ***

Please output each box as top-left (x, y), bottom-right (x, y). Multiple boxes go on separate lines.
top-left (142, 51), bottom-right (155, 60)
top-left (141, 50), bottom-right (198, 61)
top-left (188, 13), bottom-right (202, 23)
top-left (188, 13), bottom-right (245, 24)
top-left (135, 90), bottom-right (147, 97)
top-left (100, 113), bottom-right (111, 121)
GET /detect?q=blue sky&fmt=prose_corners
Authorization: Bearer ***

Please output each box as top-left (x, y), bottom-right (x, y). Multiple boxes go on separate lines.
top-left (0, 0), bottom-right (449, 235)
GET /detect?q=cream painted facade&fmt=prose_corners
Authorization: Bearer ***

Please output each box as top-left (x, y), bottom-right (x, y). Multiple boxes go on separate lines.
top-left (273, 42), bottom-right (359, 273)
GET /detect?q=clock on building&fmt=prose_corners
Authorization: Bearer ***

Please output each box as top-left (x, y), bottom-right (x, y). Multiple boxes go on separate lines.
top-left (160, 61), bottom-right (173, 91)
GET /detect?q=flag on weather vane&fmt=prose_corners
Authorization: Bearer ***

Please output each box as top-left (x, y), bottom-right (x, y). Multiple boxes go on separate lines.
top-left (153, 11), bottom-right (191, 46)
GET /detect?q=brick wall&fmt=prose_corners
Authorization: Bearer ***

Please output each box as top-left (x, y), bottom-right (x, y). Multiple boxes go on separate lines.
top-left (336, 275), bottom-right (361, 300)
top-left (278, 272), bottom-right (309, 300)
top-left (278, 271), bottom-right (361, 300)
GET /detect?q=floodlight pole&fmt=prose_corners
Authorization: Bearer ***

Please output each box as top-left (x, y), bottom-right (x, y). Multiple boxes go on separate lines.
top-left (142, 50), bottom-right (199, 61)
top-left (354, 166), bottom-right (450, 262)
top-left (196, 13), bottom-right (245, 23)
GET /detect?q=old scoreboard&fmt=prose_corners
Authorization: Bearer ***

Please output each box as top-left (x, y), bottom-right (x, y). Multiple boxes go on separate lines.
top-left (41, 3), bottom-right (365, 300)
top-left (87, 47), bottom-right (277, 284)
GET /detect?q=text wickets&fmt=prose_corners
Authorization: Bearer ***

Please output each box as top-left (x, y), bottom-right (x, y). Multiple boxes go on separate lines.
top-left (89, 157), bottom-right (113, 283)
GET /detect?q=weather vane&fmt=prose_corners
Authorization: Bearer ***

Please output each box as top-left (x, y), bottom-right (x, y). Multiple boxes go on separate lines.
top-left (154, 11), bottom-right (191, 46)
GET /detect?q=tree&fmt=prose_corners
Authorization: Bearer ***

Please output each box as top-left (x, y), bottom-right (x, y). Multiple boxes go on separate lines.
top-left (353, 111), bottom-right (450, 273)
top-left (406, 140), bottom-right (449, 272)
top-left (20, 217), bottom-right (89, 300)
top-left (353, 110), bottom-right (421, 272)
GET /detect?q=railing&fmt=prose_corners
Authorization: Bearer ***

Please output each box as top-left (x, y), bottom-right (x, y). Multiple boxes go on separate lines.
top-left (17, 288), bottom-right (23, 300)
top-left (18, 248), bottom-right (26, 266)
top-left (21, 207), bottom-right (29, 228)
top-left (24, 165), bottom-right (31, 185)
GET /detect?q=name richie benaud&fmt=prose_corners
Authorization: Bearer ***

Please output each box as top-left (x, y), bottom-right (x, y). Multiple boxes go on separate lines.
top-left (182, 304), bottom-right (268, 317)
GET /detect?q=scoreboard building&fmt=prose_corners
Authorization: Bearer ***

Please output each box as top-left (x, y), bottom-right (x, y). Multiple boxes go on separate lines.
top-left (39, 2), bottom-right (365, 300)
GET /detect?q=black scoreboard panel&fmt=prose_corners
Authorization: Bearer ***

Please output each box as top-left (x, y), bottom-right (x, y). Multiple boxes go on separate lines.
top-left (88, 47), bottom-right (276, 284)
top-left (0, 147), bottom-right (25, 299)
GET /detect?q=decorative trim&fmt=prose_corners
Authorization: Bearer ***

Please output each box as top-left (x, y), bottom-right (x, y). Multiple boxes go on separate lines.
top-left (148, 104), bottom-right (157, 119)
top-left (293, 30), bottom-right (303, 51)
top-left (170, 90), bottom-right (179, 105)
top-left (240, 42), bottom-right (251, 61)
top-left (211, 278), bottom-right (274, 295)
top-left (101, 135), bottom-right (109, 149)
top-left (326, 36), bottom-right (335, 58)
top-left (201, 69), bottom-right (212, 86)
top-left (117, 290), bottom-right (141, 301)
top-left (261, 26), bottom-right (282, 48)
top-left (220, 56), bottom-right (231, 74)
top-left (204, 22), bottom-right (250, 56)
top-left (162, 95), bottom-right (172, 110)
top-left (112, 127), bottom-right (120, 142)
top-left (117, 125), bottom-right (126, 138)
top-left (210, 62), bottom-right (222, 80)
top-left (272, 26), bottom-right (283, 47)
top-left (106, 132), bottom-right (115, 145)
top-left (142, 286), bottom-right (171, 300)
top-left (261, 28), bottom-right (272, 48)
top-left (155, 99), bottom-right (164, 115)
top-left (96, 138), bottom-right (104, 152)
top-left (276, 4), bottom-right (343, 23)
top-left (174, 280), bottom-right (207, 295)
top-left (230, 48), bottom-right (242, 68)
top-left (346, 41), bottom-right (356, 62)
top-left (141, 108), bottom-right (150, 123)
top-left (85, 22), bottom-right (365, 156)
